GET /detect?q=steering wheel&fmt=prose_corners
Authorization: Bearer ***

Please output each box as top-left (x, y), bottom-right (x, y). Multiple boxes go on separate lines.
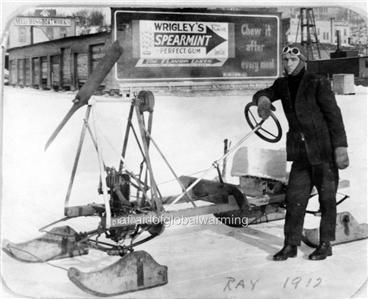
top-left (244, 102), bottom-right (282, 143)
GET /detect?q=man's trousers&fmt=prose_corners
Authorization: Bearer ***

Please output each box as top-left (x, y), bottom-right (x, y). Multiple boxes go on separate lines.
top-left (284, 159), bottom-right (339, 245)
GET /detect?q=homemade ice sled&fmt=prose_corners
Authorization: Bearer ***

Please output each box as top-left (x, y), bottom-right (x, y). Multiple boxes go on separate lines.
top-left (3, 41), bottom-right (368, 297)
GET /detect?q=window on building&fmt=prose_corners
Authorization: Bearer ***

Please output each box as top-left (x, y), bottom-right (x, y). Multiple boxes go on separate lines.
top-left (18, 27), bottom-right (26, 42)
top-left (90, 43), bottom-right (105, 73)
top-left (344, 29), bottom-right (347, 36)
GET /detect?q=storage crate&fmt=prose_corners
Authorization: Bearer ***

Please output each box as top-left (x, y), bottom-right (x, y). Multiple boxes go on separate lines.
top-left (332, 74), bottom-right (355, 95)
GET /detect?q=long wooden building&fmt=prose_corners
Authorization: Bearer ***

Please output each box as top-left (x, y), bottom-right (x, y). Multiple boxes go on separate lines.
top-left (7, 31), bottom-right (119, 92)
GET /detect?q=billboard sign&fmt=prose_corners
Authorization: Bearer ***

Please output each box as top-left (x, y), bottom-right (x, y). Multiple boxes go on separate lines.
top-left (114, 10), bottom-right (280, 82)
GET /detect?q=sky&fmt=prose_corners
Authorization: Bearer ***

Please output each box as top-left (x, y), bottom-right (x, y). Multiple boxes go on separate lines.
top-left (1, 0), bottom-right (367, 40)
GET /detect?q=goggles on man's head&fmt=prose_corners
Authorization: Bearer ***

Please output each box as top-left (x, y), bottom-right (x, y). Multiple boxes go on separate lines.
top-left (282, 46), bottom-right (301, 55)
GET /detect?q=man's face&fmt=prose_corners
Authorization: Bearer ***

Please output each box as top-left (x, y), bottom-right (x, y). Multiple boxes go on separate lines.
top-left (283, 54), bottom-right (300, 75)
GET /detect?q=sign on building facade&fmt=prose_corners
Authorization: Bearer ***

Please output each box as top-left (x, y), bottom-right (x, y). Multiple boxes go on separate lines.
top-left (14, 17), bottom-right (73, 27)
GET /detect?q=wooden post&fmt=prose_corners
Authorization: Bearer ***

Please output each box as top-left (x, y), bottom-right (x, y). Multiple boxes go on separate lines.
top-left (16, 59), bottom-right (19, 86)
top-left (30, 26), bottom-right (34, 45)
top-left (22, 58), bottom-right (26, 86)
top-left (30, 57), bottom-right (34, 87)
top-left (38, 57), bottom-right (42, 88)
top-left (47, 55), bottom-right (52, 89)
top-left (72, 52), bottom-right (77, 90)
top-left (59, 48), bottom-right (64, 89)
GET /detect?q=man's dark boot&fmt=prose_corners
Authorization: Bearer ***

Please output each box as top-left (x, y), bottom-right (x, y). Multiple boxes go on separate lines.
top-left (308, 242), bottom-right (332, 260)
top-left (273, 244), bottom-right (297, 261)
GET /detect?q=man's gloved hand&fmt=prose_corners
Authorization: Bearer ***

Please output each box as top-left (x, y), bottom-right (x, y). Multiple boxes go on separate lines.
top-left (257, 96), bottom-right (272, 119)
top-left (335, 147), bottom-right (349, 169)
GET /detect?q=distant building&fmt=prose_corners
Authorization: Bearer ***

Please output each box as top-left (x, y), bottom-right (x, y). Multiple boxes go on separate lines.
top-left (7, 32), bottom-right (114, 91)
top-left (350, 25), bottom-right (368, 45)
top-left (317, 20), bottom-right (351, 45)
top-left (286, 17), bottom-right (351, 46)
top-left (280, 7), bottom-right (353, 22)
top-left (280, 6), bottom-right (367, 49)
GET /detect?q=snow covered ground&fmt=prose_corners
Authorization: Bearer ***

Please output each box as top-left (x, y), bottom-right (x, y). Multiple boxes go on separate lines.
top-left (1, 84), bottom-right (367, 298)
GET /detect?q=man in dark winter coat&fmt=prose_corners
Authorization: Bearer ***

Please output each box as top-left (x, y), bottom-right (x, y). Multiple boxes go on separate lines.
top-left (252, 45), bottom-right (349, 261)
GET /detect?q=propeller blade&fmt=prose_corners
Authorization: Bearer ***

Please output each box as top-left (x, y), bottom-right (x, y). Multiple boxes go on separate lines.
top-left (44, 40), bottom-right (123, 150)
top-left (44, 105), bottom-right (79, 151)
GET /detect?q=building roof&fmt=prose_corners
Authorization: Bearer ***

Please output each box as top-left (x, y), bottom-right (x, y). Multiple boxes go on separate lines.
top-left (7, 31), bottom-right (110, 51)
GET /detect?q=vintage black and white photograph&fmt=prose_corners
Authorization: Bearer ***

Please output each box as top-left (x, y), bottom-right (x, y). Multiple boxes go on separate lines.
top-left (1, 0), bottom-right (367, 298)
